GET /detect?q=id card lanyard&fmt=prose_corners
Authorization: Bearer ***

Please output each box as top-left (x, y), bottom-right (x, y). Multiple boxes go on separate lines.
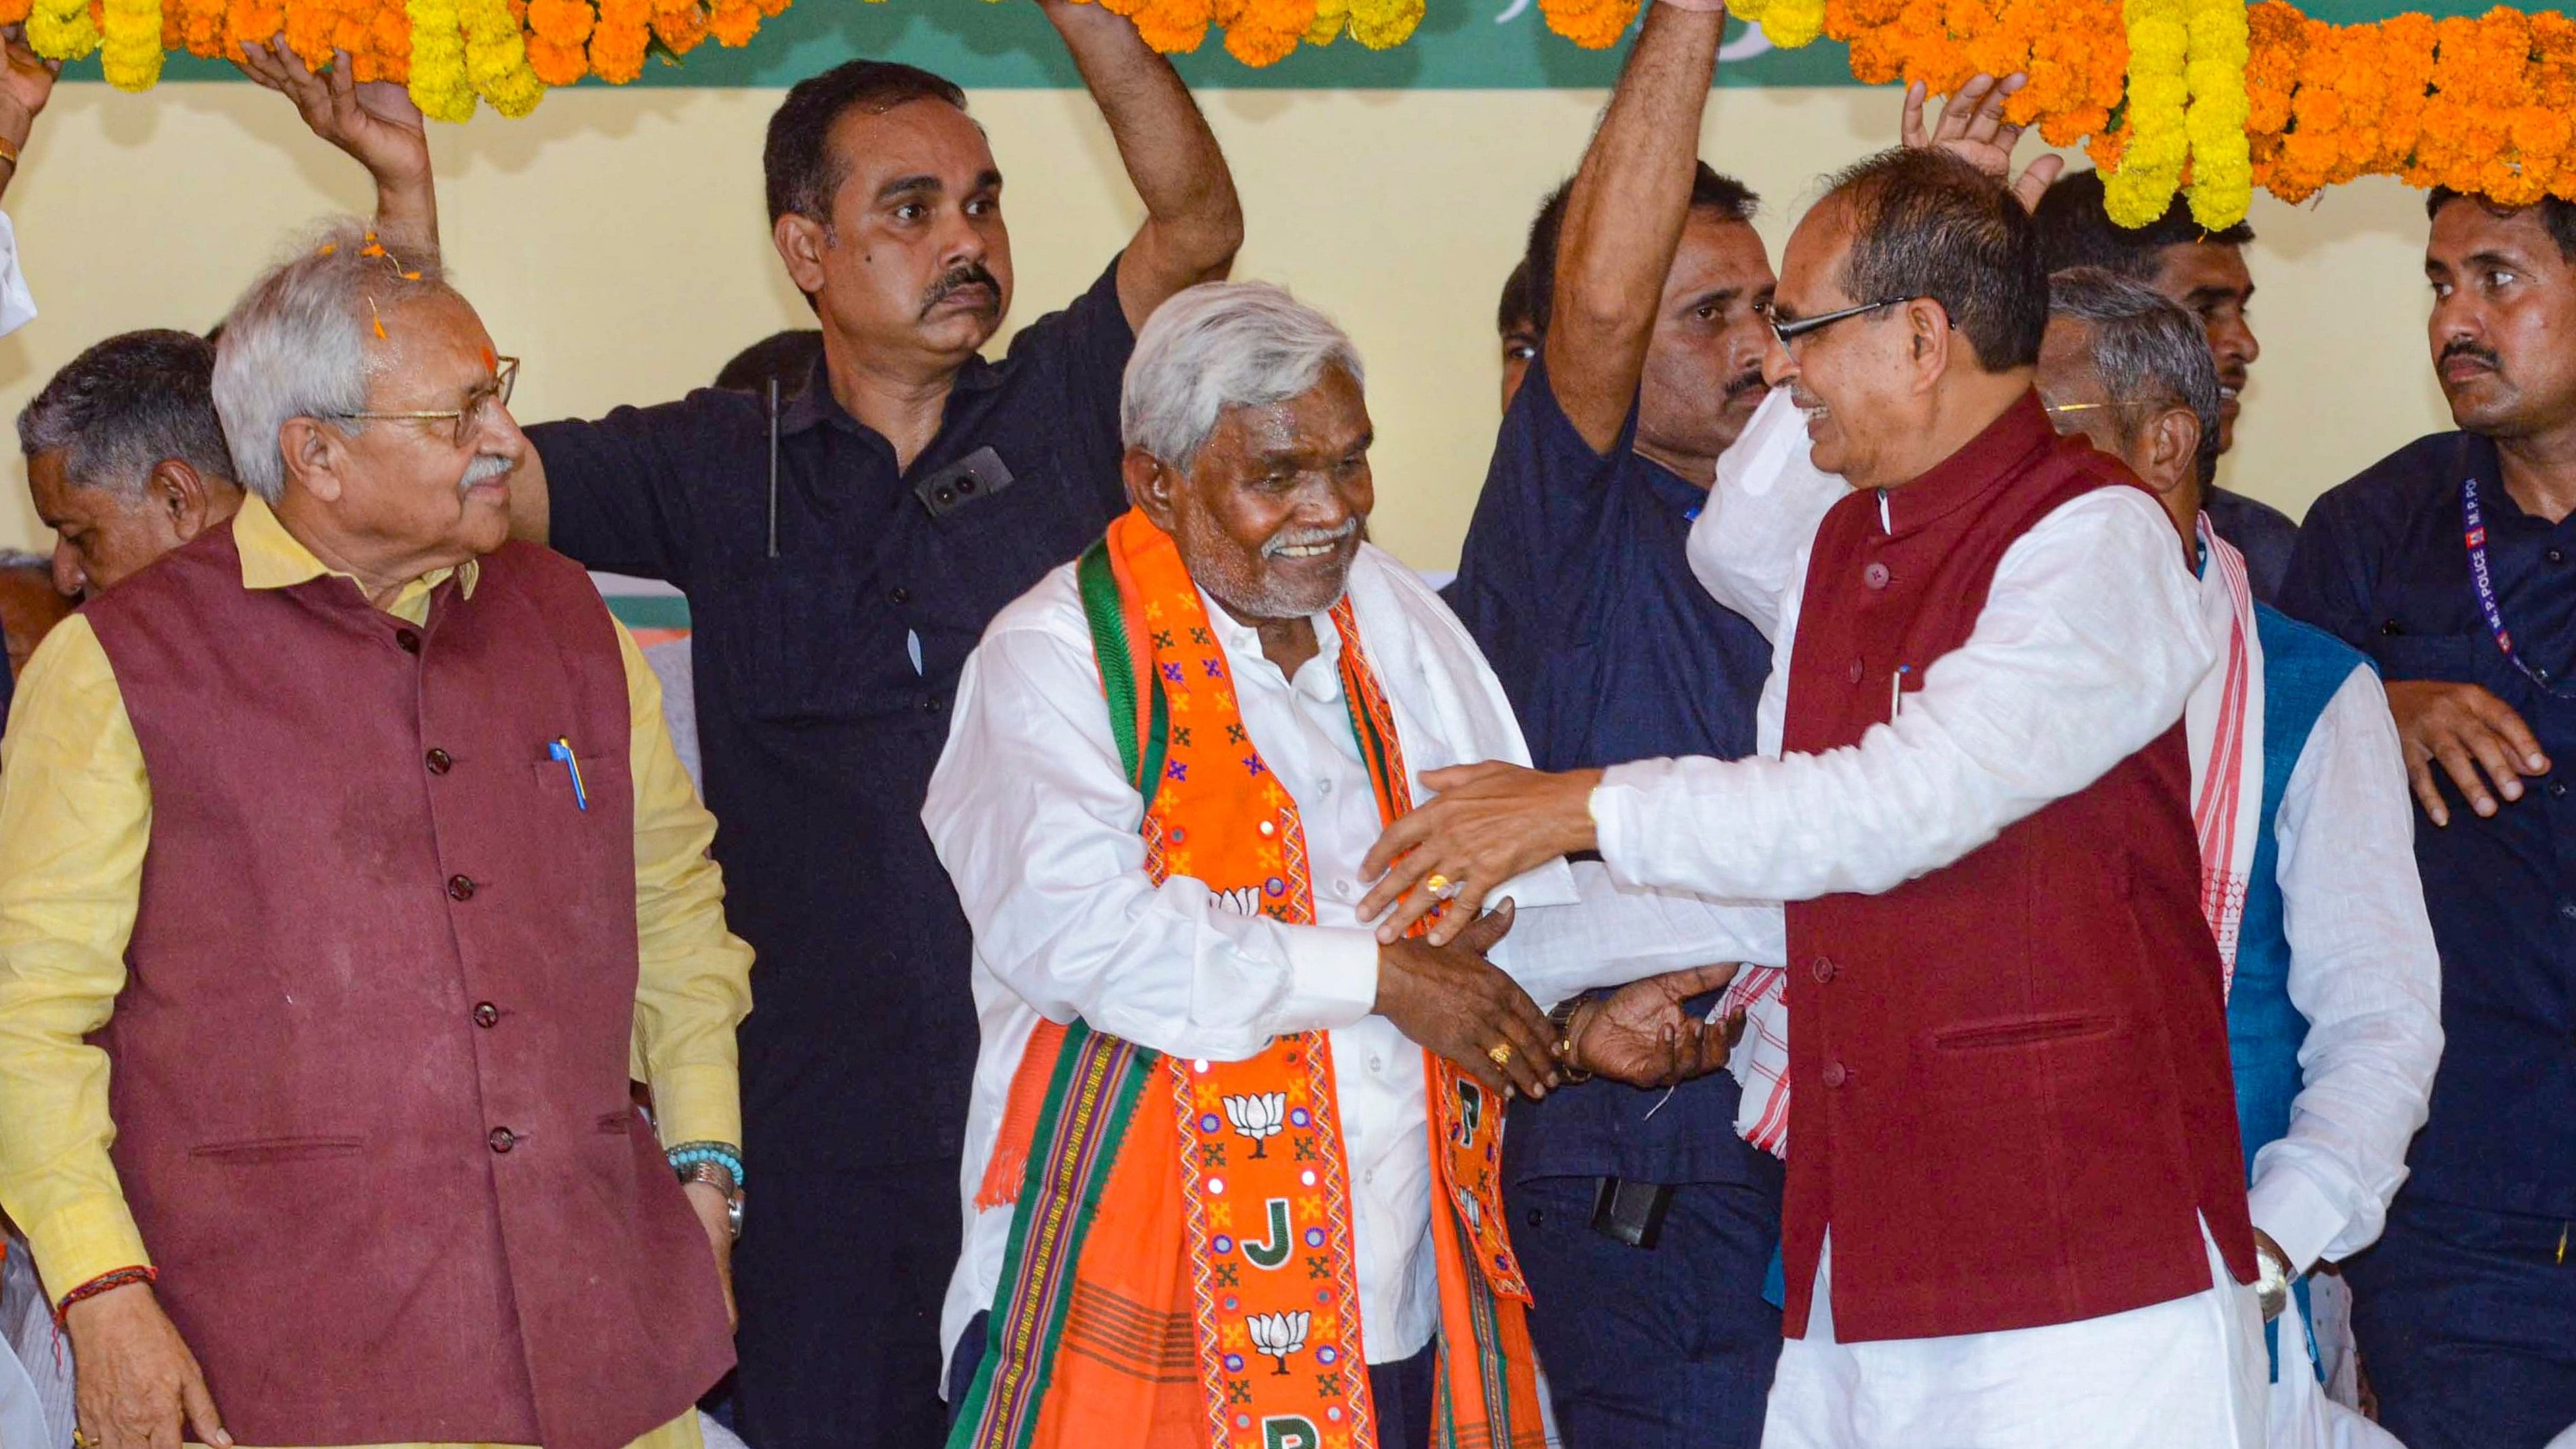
top-left (2461, 474), bottom-right (2576, 699)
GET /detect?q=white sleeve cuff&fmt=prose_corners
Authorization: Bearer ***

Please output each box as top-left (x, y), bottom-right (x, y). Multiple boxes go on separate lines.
top-left (0, 211), bottom-right (36, 339)
top-left (2248, 1154), bottom-right (2359, 1274)
top-left (1278, 925), bottom-right (1380, 1035)
top-left (1590, 760), bottom-right (1682, 892)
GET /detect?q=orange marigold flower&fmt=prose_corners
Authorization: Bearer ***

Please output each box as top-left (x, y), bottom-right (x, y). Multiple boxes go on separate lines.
top-left (526, 26), bottom-right (583, 74)
top-left (707, 0), bottom-right (758, 44)
top-left (648, 0), bottom-right (702, 51)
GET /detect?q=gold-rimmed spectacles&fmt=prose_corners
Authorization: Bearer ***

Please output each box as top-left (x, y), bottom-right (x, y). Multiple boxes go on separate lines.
top-left (329, 356), bottom-right (519, 449)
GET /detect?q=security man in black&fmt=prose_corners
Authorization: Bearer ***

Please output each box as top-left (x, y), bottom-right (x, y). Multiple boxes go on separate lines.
top-left (504, 34), bottom-right (1241, 1449)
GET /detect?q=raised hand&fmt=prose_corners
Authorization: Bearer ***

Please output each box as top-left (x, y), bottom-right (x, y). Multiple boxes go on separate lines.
top-left (236, 40), bottom-right (439, 247)
top-left (1563, 963), bottom-right (1745, 1089)
top-left (0, 24), bottom-right (61, 171)
top-left (2386, 678), bottom-right (2552, 825)
top-left (1900, 72), bottom-right (2064, 214)
top-left (237, 43), bottom-right (431, 184)
top-left (1373, 900), bottom-right (1562, 1099)
top-left (64, 1282), bottom-right (232, 1449)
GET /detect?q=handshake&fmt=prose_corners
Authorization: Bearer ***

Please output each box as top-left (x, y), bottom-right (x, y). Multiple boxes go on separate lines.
top-left (1372, 898), bottom-right (1747, 1101)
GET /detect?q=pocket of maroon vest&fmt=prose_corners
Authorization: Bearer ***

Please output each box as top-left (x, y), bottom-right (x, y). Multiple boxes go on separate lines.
top-left (1928, 1012), bottom-right (2120, 1052)
top-left (186, 1134), bottom-right (365, 1164)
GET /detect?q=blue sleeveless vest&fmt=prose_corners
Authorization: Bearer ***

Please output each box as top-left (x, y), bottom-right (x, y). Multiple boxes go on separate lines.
top-left (2230, 603), bottom-right (2373, 1382)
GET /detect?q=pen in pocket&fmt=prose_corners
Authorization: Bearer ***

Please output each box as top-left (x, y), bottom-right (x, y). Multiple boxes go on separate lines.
top-left (547, 736), bottom-right (589, 811)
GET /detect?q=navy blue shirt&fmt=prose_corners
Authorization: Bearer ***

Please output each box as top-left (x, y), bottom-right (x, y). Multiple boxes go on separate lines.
top-left (1447, 358), bottom-right (1774, 1188)
top-left (2281, 430), bottom-right (2576, 1218)
top-left (528, 259), bottom-right (1135, 1172)
top-left (2205, 483), bottom-right (2299, 605)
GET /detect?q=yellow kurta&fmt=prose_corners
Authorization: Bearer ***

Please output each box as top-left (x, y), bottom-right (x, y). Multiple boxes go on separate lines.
top-left (0, 495), bottom-right (750, 1449)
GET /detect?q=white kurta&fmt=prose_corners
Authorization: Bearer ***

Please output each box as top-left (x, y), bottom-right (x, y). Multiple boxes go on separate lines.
top-left (1617, 388), bottom-right (2266, 1449)
top-left (2184, 557), bottom-right (2442, 1449)
top-left (922, 543), bottom-right (1778, 1379)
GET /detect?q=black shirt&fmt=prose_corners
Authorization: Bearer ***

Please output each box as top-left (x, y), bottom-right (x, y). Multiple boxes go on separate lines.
top-left (2280, 431), bottom-right (2576, 1216)
top-left (1447, 359), bottom-right (1774, 1189)
top-left (2203, 483), bottom-right (2300, 605)
top-left (529, 258), bottom-right (1135, 1170)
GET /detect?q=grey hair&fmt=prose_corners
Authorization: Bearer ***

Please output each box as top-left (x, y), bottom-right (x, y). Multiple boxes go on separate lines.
top-left (1121, 281), bottom-right (1365, 472)
top-left (211, 217), bottom-right (450, 504)
top-left (17, 329), bottom-right (235, 499)
top-left (2045, 266), bottom-right (2222, 476)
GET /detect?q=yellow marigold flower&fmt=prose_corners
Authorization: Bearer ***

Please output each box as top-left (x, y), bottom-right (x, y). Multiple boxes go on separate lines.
top-left (405, 0), bottom-right (474, 120)
top-left (1761, 0), bottom-right (1824, 49)
top-left (1347, 0), bottom-right (1418, 49)
top-left (1302, 0), bottom-right (1345, 47)
top-left (27, 0), bottom-right (101, 61)
top-left (102, 0), bottom-right (165, 87)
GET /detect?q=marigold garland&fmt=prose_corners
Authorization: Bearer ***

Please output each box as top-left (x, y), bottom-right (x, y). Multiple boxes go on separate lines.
top-left (101, 0), bottom-right (164, 86)
top-left (25, 0), bottom-right (2576, 209)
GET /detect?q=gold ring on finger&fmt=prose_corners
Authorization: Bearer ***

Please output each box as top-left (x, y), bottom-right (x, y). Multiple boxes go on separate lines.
top-left (1486, 1042), bottom-right (1514, 1068)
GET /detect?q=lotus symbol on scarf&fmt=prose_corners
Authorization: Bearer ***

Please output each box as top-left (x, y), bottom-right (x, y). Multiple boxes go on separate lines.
top-left (1223, 1091), bottom-right (1289, 1158)
top-left (1245, 1310), bottom-right (1311, 1375)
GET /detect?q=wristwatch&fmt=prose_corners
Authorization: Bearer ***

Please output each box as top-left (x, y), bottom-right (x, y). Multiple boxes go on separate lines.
top-left (1546, 996), bottom-right (1596, 1084)
top-left (2253, 1237), bottom-right (2292, 1322)
top-left (678, 1161), bottom-right (747, 1242)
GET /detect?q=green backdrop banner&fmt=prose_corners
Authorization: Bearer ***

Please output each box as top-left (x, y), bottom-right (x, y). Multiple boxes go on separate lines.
top-left (74, 0), bottom-right (2517, 90)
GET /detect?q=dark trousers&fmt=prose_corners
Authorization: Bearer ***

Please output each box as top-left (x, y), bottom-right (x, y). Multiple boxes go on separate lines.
top-left (734, 1161), bottom-right (959, 1449)
top-left (946, 1311), bottom-right (1439, 1449)
top-left (2347, 1196), bottom-right (2576, 1449)
top-left (1505, 1174), bottom-right (1785, 1449)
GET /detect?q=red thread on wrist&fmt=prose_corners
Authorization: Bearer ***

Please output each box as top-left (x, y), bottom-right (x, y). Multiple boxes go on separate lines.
top-left (55, 1265), bottom-right (155, 1323)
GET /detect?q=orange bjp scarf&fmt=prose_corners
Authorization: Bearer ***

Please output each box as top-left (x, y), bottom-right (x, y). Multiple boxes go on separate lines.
top-left (948, 510), bottom-right (1545, 1449)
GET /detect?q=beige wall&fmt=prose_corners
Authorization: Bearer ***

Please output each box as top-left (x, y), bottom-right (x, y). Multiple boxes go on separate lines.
top-left (0, 80), bottom-right (2457, 568)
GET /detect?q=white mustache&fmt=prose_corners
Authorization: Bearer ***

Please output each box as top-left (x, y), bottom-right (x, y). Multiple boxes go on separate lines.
top-left (459, 454), bottom-right (515, 493)
top-left (1262, 518), bottom-right (1360, 557)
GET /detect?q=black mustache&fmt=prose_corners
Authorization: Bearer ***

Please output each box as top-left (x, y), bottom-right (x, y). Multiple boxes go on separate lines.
top-left (921, 264), bottom-right (1001, 319)
top-left (2441, 338), bottom-right (2501, 371)
top-left (1723, 369), bottom-right (1767, 402)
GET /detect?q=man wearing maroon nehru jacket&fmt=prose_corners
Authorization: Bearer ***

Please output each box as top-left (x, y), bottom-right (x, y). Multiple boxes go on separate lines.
top-left (0, 222), bottom-right (750, 1449)
top-left (1360, 146), bottom-right (2267, 1447)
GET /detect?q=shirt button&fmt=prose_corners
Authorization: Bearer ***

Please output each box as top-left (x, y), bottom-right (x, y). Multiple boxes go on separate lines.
top-left (1847, 657), bottom-right (1865, 685)
top-left (889, 586), bottom-right (912, 604)
top-left (2551, 780), bottom-right (2569, 798)
top-left (425, 748), bottom-right (453, 775)
top-left (2560, 901), bottom-right (2576, 922)
top-left (1258, 820), bottom-right (1277, 837)
top-left (1318, 780), bottom-right (1333, 794)
top-left (920, 694), bottom-right (944, 713)
top-left (1368, 1055), bottom-right (1385, 1073)
top-left (1821, 1061), bottom-right (1850, 1088)
top-left (1862, 562), bottom-right (1891, 590)
top-left (1812, 956), bottom-right (1837, 984)
top-left (395, 629), bottom-right (422, 655)
top-left (487, 1126), bottom-right (516, 1153)
top-left (446, 875), bottom-right (477, 902)
top-left (2549, 547), bottom-right (2567, 565)
top-left (2380, 620), bottom-right (2404, 636)
top-left (472, 1002), bottom-right (500, 1028)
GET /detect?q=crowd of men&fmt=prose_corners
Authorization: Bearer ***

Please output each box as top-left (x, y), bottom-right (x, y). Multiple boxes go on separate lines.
top-left (0, 0), bottom-right (2565, 1445)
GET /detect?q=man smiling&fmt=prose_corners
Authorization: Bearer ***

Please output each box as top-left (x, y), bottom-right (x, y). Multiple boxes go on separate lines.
top-left (925, 281), bottom-right (1779, 1449)
top-left (1358, 150), bottom-right (2265, 1448)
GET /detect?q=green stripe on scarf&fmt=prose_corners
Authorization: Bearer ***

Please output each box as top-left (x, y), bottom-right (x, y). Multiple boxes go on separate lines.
top-left (948, 1021), bottom-right (1158, 1449)
top-left (1076, 538), bottom-right (1170, 808)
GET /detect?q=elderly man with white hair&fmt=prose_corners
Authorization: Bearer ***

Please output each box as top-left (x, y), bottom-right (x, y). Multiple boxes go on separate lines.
top-left (0, 218), bottom-right (751, 1449)
top-left (924, 279), bottom-right (1777, 1449)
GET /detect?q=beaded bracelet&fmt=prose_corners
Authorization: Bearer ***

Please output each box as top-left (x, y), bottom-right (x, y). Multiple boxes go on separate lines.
top-left (666, 1141), bottom-right (745, 1189)
top-left (55, 1265), bottom-right (156, 1323)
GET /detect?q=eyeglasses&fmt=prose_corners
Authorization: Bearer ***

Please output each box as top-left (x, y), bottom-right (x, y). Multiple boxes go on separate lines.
top-left (329, 356), bottom-right (519, 449)
top-left (1765, 296), bottom-right (1927, 350)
